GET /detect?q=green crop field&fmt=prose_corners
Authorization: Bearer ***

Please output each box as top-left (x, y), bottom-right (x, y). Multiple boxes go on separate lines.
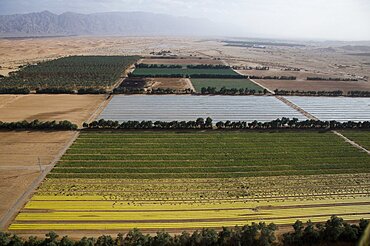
top-left (131, 67), bottom-right (240, 77)
top-left (9, 131), bottom-right (370, 232)
top-left (191, 78), bottom-right (263, 92)
top-left (340, 131), bottom-right (370, 150)
top-left (0, 56), bottom-right (139, 89)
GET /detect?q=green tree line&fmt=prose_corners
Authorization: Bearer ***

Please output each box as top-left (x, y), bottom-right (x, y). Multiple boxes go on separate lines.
top-left (83, 118), bottom-right (370, 130)
top-left (0, 216), bottom-right (368, 246)
top-left (0, 120), bottom-right (78, 130)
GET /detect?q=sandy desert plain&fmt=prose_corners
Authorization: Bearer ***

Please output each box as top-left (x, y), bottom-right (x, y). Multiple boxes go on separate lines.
top-left (0, 36), bottom-right (370, 238)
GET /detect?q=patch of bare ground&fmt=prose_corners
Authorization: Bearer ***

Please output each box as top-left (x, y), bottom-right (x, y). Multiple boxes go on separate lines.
top-left (237, 69), bottom-right (353, 81)
top-left (151, 78), bottom-right (193, 91)
top-left (141, 58), bottom-right (224, 65)
top-left (258, 79), bottom-right (370, 93)
top-left (0, 131), bottom-right (76, 223)
top-left (0, 95), bottom-right (106, 127)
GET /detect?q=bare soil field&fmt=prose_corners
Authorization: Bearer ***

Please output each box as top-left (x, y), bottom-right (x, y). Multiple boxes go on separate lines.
top-left (0, 131), bottom-right (75, 224)
top-left (141, 58), bottom-right (224, 65)
top-left (237, 69), bottom-right (334, 81)
top-left (151, 78), bottom-right (193, 90)
top-left (0, 95), bottom-right (106, 126)
top-left (236, 69), bottom-right (370, 92)
top-left (257, 79), bottom-right (370, 93)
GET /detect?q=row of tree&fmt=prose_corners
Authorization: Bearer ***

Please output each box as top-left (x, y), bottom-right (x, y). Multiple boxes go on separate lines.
top-left (200, 87), bottom-right (266, 95)
top-left (0, 216), bottom-right (368, 246)
top-left (0, 120), bottom-right (78, 130)
top-left (0, 87), bottom-right (108, 94)
top-left (136, 64), bottom-right (182, 68)
top-left (274, 89), bottom-right (344, 96)
top-left (149, 88), bottom-right (193, 94)
top-left (187, 65), bottom-right (230, 69)
top-left (0, 87), bottom-right (30, 94)
top-left (348, 90), bottom-right (370, 97)
top-left (232, 66), bottom-right (270, 70)
top-left (283, 216), bottom-right (369, 245)
top-left (83, 118), bottom-right (370, 130)
top-left (307, 77), bottom-right (358, 81)
top-left (113, 87), bottom-right (145, 94)
top-left (248, 75), bottom-right (297, 80)
top-left (0, 223), bottom-right (277, 246)
top-left (128, 74), bottom-right (245, 79)
top-left (84, 118), bottom-right (213, 130)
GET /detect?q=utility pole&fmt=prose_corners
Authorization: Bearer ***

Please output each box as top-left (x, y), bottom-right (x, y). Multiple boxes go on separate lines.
top-left (38, 157), bottom-right (42, 173)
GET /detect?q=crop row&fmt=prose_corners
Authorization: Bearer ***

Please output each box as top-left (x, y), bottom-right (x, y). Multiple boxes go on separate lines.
top-left (15, 204), bottom-right (370, 222)
top-left (47, 169), bottom-right (370, 179)
top-left (52, 163), bottom-right (370, 174)
top-left (57, 157), bottom-right (370, 167)
top-left (340, 131), bottom-right (370, 149)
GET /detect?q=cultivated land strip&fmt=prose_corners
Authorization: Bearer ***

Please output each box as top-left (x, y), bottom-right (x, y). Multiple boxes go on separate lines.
top-left (276, 95), bottom-right (370, 154)
top-left (332, 131), bottom-right (370, 155)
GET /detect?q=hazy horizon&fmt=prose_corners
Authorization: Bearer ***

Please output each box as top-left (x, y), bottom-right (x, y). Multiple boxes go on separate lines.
top-left (0, 0), bottom-right (370, 41)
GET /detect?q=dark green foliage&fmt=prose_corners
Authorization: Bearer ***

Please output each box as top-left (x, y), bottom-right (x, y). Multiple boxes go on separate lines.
top-left (136, 64), bottom-right (182, 69)
top-left (0, 120), bottom-right (78, 130)
top-left (0, 87), bottom-right (30, 94)
top-left (283, 216), bottom-right (369, 245)
top-left (274, 89), bottom-right (344, 97)
top-left (36, 88), bottom-right (75, 94)
top-left (307, 77), bottom-right (358, 81)
top-left (0, 56), bottom-right (139, 89)
top-left (200, 86), bottom-right (264, 95)
top-left (130, 67), bottom-right (242, 78)
top-left (348, 91), bottom-right (370, 97)
top-left (187, 64), bottom-right (230, 69)
top-left (0, 217), bottom-right (367, 245)
top-left (0, 226), bottom-right (273, 245)
top-left (249, 75), bottom-right (296, 80)
top-left (77, 88), bottom-right (107, 94)
top-left (84, 117), bottom-right (370, 130)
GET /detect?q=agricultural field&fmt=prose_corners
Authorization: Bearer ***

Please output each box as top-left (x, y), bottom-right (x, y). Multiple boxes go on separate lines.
top-left (236, 68), bottom-right (370, 93)
top-left (116, 77), bottom-right (193, 92)
top-left (0, 56), bottom-right (139, 90)
top-left (191, 78), bottom-right (263, 92)
top-left (131, 67), bottom-right (240, 77)
top-left (258, 79), bottom-right (370, 94)
top-left (141, 58), bottom-right (225, 65)
top-left (286, 96), bottom-right (370, 122)
top-left (151, 78), bottom-right (194, 91)
top-left (340, 131), bottom-right (370, 150)
top-left (0, 131), bottom-right (76, 223)
top-left (0, 94), bottom-right (106, 127)
top-left (9, 131), bottom-right (370, 232)
top-left (99, 95), bottom-right (306, 122)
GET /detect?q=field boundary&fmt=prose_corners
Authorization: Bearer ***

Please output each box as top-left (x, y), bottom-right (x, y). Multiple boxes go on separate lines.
top-left (85, 94), bottom-right (113, 125)
top-left (276, 96), bottom-right (318, 120)
top-left (233, 69), bottom-right (275, 94)
top-left (0, 131), bottom-right (80, 230)
top-left (332, 131), bottom-right (370, 155)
